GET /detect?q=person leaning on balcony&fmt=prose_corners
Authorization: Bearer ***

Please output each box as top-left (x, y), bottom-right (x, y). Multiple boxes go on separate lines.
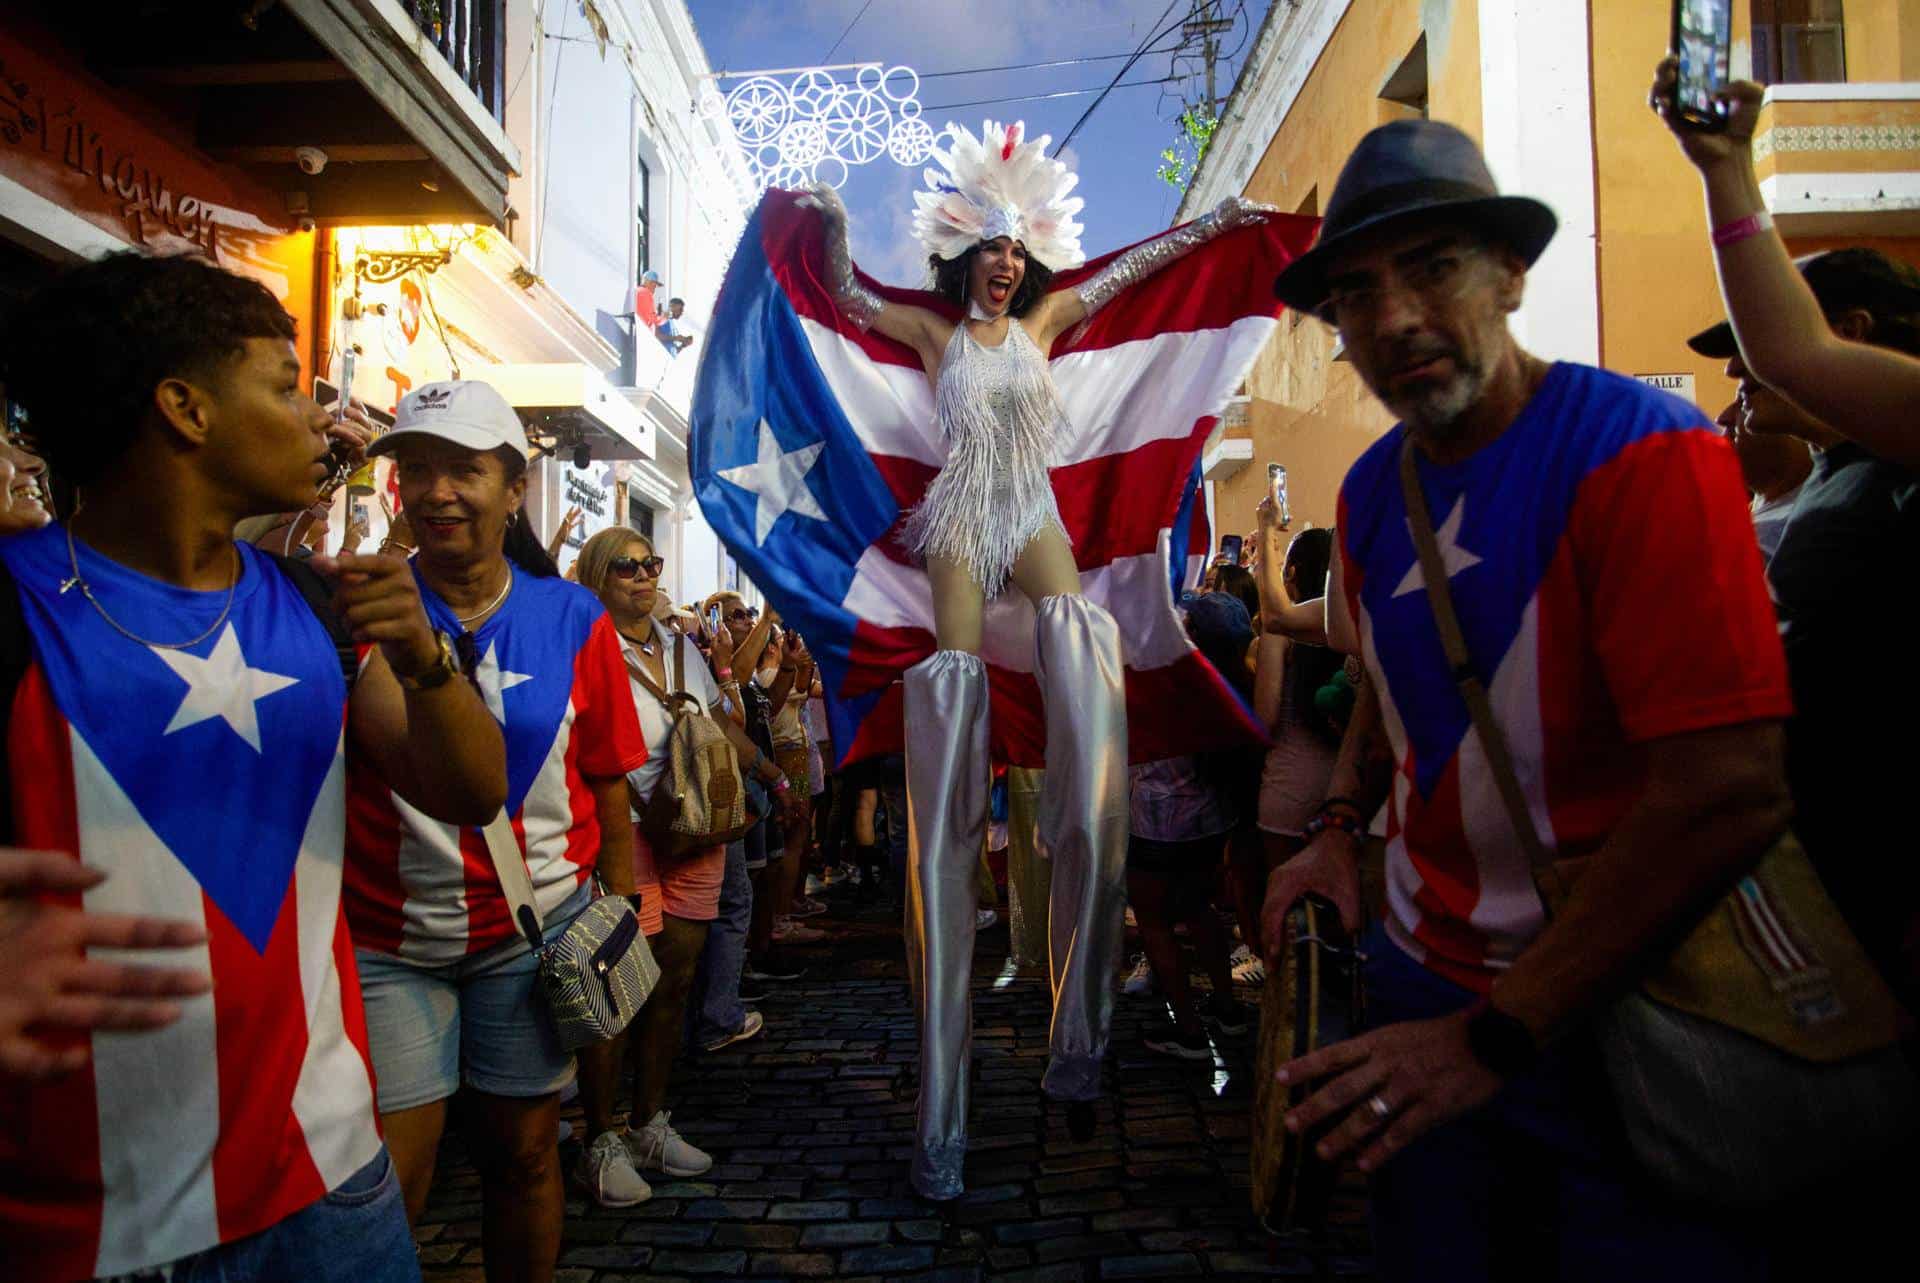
top-left (1257, 118), bottom-right (1793, 1280)
top-left (1650, 56), bottom-right (1920, 470)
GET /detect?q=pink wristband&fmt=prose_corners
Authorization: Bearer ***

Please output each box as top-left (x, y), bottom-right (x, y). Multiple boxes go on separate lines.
top-left (1712, 210), bottom-right (1772, 248)
top-left (773, 776), bottom-right (790, 793)
top-left (715, 667), bottom-right (733, 679)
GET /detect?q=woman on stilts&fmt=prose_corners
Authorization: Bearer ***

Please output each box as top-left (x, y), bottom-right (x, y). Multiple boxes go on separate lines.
top-left (803, 121), bottom-right (1270, 1200)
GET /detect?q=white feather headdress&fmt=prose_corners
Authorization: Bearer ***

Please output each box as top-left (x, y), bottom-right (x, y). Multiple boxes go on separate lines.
top-left (910, 120), bottom-right (1086, 270)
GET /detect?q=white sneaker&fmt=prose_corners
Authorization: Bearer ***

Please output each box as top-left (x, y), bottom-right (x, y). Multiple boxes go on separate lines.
top-left (975, 908), bottom-right (999, 931)
top-left (576, 1130), bottom-right (651, 1207)
top-left (1230, 945), bottom-right (1267, 985)
top-left (1122, 953), bottom-right (1154, 996)
top-left (789, 894), bottom-right (829, 919)
top-left (627, 1110), bottom-right (714, 1177)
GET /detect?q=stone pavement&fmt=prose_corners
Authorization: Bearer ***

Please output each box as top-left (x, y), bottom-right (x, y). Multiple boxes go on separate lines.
top-left (413, 894), bottom-right (1373, 1281)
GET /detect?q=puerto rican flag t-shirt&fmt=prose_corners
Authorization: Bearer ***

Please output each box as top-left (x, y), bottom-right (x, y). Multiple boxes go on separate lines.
top-left (344, 564), bottom-right (646, 964)
top-left (1338, 365), bottom-right (1792, 992)
top-left (0, 524), bottom-right (383, 1281)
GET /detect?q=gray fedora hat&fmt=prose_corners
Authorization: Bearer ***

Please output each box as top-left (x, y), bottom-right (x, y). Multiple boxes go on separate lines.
top-left (1273, 119), bottom-right (1558, 316)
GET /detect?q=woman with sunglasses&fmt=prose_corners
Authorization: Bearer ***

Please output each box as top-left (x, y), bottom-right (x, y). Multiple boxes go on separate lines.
top-left (573, 529), bottom-right (799, 1201)
top-left (341, 382), bottom-right (649, 1278)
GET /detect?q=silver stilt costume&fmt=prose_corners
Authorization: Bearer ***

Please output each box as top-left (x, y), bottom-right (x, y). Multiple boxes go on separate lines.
top-left (1034, 595), bottom-right (1130, 1102)
top-left (902, 649), bottom-right (989, 1201)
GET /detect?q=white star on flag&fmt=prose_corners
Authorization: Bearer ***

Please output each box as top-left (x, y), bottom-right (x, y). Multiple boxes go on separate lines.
top-left (717, 419), bottom-right (828, 546)
top-left (473, 640), bottom-right (534, 724)
top-left (1394, 496), bottom-right (1484, 598)
top-left (153, 623), bottom-right (300, 753)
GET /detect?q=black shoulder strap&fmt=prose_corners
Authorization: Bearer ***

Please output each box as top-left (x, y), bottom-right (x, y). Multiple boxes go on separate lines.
top-left (265, 551), bottom-right (358, 690)
top-left (0, 561), bottom-right (30, 844)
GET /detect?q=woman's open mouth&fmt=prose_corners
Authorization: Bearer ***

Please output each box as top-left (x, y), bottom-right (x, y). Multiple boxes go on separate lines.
top-left (986, 275), bottom-right (1012, 306)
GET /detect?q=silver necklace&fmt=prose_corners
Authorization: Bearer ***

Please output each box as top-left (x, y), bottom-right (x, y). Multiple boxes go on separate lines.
top-left (454, 566), bottom-right (513, 627)
top-left (61, 520), bottom-right (239, 651)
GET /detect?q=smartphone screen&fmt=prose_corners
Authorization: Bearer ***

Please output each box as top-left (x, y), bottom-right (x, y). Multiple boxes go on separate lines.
top-left (1268, 462), bottom-right (1290, 525)
top-left (1671, 0), bottom-right (1733, 129)
top-left (1218, 534), bottom-right (1243, 565)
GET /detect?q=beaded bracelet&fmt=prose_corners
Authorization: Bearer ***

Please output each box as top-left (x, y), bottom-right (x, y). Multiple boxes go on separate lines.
top-left (1303, 804), bottom-right (1364, 840)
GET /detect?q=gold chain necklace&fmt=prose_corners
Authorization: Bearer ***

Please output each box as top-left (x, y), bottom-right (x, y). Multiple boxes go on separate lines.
top-left (60, 520), bottom-right (240, 651)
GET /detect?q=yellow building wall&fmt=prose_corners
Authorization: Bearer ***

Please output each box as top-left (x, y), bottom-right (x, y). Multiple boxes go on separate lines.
top-left (1846, 0), bottom-right (1920, 83)
top-left (1220, 0), bottom-right (1487, 544)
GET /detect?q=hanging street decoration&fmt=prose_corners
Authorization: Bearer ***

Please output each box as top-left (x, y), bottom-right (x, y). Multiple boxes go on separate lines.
top-left (697, 62), bottom-right (935, 191)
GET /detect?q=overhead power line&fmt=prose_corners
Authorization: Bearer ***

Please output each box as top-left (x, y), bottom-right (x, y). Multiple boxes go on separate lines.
top-left (1054, 0), bottom-right (1187, 156)
top-left (921, 76), bottom-right (1178, 114)
top-left (821, 0), bottom-right (877, 63)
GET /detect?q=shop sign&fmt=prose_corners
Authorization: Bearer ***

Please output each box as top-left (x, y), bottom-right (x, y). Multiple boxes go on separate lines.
top-left (556, 462), bottom-right (617, 574)
top-left (1635, 372), bottom-right (1697, 403)
top-left (0, 37), bottom-right (287, 261)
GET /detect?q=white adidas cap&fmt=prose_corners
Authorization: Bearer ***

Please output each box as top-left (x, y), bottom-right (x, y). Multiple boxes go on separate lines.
top-left (372, 380), bottom-right (529, 460)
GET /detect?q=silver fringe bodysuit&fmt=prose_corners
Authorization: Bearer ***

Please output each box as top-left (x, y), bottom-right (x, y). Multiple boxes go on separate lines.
top-left (901, 318), bottom-right (1069, 597)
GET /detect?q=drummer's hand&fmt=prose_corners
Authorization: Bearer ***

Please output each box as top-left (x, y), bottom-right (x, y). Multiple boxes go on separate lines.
top-left (1274, 1011), bottom-right (1502, 1173)
top-left (1258, 830), bottom-right (1361, 964)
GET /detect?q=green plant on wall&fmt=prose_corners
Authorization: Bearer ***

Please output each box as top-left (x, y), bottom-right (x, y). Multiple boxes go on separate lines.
top-left (1156, 106), bottom-right (1219, 192)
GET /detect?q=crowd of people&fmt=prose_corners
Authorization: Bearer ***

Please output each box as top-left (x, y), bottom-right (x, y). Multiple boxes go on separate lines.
top-left (0, 51), bottom-right (1916, 1283)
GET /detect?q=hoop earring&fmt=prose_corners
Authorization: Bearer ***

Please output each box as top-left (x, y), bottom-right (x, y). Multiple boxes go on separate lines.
top-left (507, 510), bottom-right (520, 529)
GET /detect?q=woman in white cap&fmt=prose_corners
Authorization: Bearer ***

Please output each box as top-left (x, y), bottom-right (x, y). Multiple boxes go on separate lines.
top-left (803, 120), bottom-right (1269, 1198)
top-left (341, 380), bottom-right (652, 1272)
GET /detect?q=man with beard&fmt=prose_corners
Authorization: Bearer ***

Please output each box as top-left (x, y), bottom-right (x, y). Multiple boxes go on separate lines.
top-left (1257, 121), bottom-right (1792, 1278)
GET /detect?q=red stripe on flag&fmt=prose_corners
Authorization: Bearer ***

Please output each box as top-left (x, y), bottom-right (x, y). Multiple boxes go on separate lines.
top-left (759, 189), bottom-right (1317, 367)
top-left (840, 623), bottom-right (1263, 768)
top-left (0, 673), bottom-right (105, 1281)
top-left (1052, 428), bottom-right (1217, 569)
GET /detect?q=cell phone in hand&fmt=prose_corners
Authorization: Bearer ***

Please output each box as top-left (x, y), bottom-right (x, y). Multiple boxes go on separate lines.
top-left (1669, 0), bottom-right (1733, 131)
top-left (1218, 533), bottom-right (1243, 565)
top-left (1269, 462), bottom-right (1290, 526)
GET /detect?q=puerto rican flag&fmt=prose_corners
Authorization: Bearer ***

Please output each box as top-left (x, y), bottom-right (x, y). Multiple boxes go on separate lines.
top-left (692, 189), bottom-right (1318, 766)
top-left (0, 526), bottom-right (382, 1281)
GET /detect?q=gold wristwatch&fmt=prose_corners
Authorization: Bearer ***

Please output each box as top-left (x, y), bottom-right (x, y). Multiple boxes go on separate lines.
top-left (395, 631), bottom-right (458, 692)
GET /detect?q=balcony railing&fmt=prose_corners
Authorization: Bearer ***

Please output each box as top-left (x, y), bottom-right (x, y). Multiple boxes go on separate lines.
top-left (404, 0), bottom-right (506, 120)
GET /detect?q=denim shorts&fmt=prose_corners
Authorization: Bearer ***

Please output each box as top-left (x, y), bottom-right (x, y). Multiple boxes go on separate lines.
top-left (355, 883), bottom-right (593, 1113)
top-left (99, 1148), bottom-right (418, 1283)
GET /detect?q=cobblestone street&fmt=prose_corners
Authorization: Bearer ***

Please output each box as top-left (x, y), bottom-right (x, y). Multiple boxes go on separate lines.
top-left (413, 896), bottom-right (1373, 1281)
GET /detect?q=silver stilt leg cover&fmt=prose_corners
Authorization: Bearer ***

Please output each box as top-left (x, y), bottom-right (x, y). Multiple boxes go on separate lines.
top-left (1035, 595), bottom-right (1129, 1102)
top-left (903, 649), bottom-right (989, 1200)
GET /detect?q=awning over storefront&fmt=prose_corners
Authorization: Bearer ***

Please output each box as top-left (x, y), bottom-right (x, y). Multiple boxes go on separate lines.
top-left (12, 0), bottom-right (519, 226)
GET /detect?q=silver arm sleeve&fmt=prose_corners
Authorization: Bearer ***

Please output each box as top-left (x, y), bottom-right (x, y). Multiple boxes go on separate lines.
top-left (1072, 196), bottom-right (1268, 319)
top-left (804, 182), bottom-right (886, 332)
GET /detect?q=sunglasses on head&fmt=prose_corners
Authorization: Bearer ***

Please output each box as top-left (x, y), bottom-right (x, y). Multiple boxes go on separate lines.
top-left (610, 554), bottom-right (665, 579)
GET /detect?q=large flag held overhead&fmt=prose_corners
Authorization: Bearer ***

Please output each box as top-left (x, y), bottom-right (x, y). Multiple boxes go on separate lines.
top-left (691, 188), bottom-right (1318, 767)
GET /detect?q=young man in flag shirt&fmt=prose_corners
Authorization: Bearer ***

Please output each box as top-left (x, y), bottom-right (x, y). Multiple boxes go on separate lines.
top-left (0, 253), bottom-right (506, 1282)
top-left (1261, 122), bottom-right (1793, 1277)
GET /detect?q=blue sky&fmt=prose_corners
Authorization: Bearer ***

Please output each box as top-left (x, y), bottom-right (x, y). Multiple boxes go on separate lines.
top-left (686, 0), bottom-right (1272, 286)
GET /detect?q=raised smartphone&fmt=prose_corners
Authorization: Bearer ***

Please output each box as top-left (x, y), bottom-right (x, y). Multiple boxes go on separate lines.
top-left (1670, 0), bottom-right (1734, 131)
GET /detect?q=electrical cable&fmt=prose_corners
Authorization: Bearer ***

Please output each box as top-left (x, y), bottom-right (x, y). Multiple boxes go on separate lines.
top-left (1054, 0), bottom-right (1188, 156)
top-left (922, 75), bottom-right (1178, 114)
top-left (821, 0), bottom-right (877, 63)
top-left (533, 1), bottom-right (570, 275)
top-left (916, 50), bottom-right (1156, 79)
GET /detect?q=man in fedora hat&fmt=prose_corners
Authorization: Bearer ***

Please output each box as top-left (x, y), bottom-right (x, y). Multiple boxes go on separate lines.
top-left (1260, 120), bottom-right (1791, 1275)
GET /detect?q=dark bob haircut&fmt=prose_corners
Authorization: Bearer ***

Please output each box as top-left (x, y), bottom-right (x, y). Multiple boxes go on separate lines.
top-left (930, 241), bottom-right (1057, 319)
top-left (0, 252), bottom-right (298, 488)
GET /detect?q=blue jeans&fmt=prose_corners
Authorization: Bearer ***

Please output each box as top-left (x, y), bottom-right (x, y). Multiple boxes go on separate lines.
top-left (689, 835), bottom-right (753, 1045)
top-left (101, 1149), bottom-right (417, 1283)
top-left (1360, 925), bottom-right (1764, 1282)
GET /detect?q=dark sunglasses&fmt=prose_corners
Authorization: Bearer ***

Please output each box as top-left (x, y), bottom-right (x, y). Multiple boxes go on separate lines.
top-left (727, 606), bottom-right (758, 621)
top-left (610, 554), bottom-right (665, 580)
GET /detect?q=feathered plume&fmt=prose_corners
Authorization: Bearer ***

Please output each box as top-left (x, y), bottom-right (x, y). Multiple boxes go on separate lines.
top-left (909, 119), bottom-right (1086, 270)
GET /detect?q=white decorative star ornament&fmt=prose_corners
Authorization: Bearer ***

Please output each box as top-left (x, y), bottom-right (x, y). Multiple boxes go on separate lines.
top-left (1394, 496), bottom-right (1484, 598)
top-left (718, 420), bottom-right (829, 546)
top-left (473, 641), bottom-right (534, 724)
top-left (153, 623), bottom-right (300, 753)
